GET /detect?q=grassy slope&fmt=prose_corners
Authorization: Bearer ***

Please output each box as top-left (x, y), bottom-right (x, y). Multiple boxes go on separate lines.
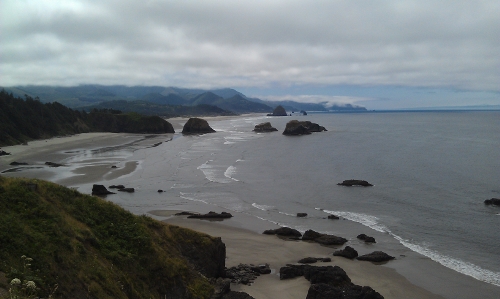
top-left (0, 176), bottom-right (220, 299)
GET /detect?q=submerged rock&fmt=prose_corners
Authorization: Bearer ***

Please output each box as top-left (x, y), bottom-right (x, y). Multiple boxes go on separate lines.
top-left (117, 187), bottom-right (135, 193)
top-left (182, 117), bottom-right (216, 134)
top-left (297, 213), bottom-right (308, 217)
top-left (109, 185), bottom-right (125, 189)
top-left (337, 180), bottom-right (373, 187)
top-left (10, 161), bottom-right (28, 166)
top-left (328, 214), bottom-right (340, 220)
top-left (45, 161), bottom-right (64, 167)
top-left (484, 198), bottom-right (500, 206)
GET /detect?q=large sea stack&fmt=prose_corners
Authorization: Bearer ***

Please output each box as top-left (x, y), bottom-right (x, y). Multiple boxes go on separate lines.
top-left (282, 120), bottom-right (327, 135)
top-left (267, 105), bottom-right (287, 116)
top-left (253, 122), bottom-right (278, 132)
top-left (182, 117), bottom-right (216, 134)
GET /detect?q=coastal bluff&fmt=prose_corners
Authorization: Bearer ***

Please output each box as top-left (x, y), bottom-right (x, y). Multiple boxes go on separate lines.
top-left (0, 176), bottom-right (227, 299)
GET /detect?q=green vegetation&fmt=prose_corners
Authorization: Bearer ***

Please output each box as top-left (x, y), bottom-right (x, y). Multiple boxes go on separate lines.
top-left (0, 90), bottom-right (174, 146)
top-left (0, 176), bottom-right (221, 299)
top-left (85, 100), bottom-right (235, 118)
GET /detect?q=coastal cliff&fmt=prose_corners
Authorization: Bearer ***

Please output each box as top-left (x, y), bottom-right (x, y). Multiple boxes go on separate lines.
top-left (0, 176), bottom-right (224, 299)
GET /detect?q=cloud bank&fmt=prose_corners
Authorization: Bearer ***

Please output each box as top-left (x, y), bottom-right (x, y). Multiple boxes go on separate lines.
top-left (1, 0), bottom-right (499, 107)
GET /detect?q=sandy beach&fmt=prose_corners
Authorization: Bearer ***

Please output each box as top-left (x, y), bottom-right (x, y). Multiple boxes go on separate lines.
top-left (162, 215), bottom-right (444, 299)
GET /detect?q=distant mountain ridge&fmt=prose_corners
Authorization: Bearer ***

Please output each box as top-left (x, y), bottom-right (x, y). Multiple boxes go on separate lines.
top-left (1, 84), bottom-right (367, 113)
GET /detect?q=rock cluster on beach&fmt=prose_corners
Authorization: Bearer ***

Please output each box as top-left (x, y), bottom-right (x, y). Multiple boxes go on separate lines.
top-left (356, 251), bottom-right (395, 262)
top-left (225, 263), bottom-right (271, 285)
top-left (182, 117), bottom-right (216, 134)
top-left (357, 234), bottom-right (376, 243)
top-left (280, 264), bottom-right (384, 299)
top-left (0, 150), bottom-right (11, 156)
top-left (252, 122), bottom-right (278, 132)
top-left (282, 120), bottom-right (327, 135)
top-left (302, 229), bottom-right (348, 246)
top-left (333, 246), bottom-right (359, 259)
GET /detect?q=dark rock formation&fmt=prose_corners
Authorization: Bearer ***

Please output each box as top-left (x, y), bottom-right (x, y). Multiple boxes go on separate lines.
top-left (282, 120), bottom-right (327, 135)
top-left (267, 105), bottom-right (287, 116)
top-left (9, 161), bottom-right (28, 166)
top-left (109, 185), bottom-right (125, 189)
top-left (187, 211), bottom-right (233, 219)
top-left (182, 117), bottom-right (216, 134)
top-left (337, 180), bottom-right (373, 187)
top-left (45, 161), bottom-right (64, 167)
top-left (157, 189), bottom-right (164, 193)
top-left (357, 251), bottom-right (395, 263)
top-left (91, 184), bottom-right (115, 196)
top-left (298, 257), bottom-right (331, 264)
top-left (212, 278), bottom-right (231, 299)
top-left (263, 227), bottom-right (302, 238)
top-left (280, 264), bottom-right (306, 280)
top-left (175, 211), bottom-right (199, 216)
top-left (328, 214), bottom-right (340, 220)
top-left (170, 225), bottom-right (226, 278)
top-left (111, 165), bottom-right (118, 168)
top-left (357, 234), bottom-right (376, 243)
top-left (253, 122), bottom-right (278, 132)
top-left (297, 213), bottom-right (308, 217)
top-left (301, 110), bottom-right (308, 115)
top-left (221, 291), bottom-right (256, 299)
top-left (117, 187), bottom-right (135, 193)
top-left (302, 229), bottom-right (324, 241)
top-left (315, 235), bottom-right (348, 246)
top-left (225, 263), bottom-right (271, 285)
top-left (306, 283), bottom-right (384, 299)
top-left (484, 198), bottom-right (500, 206)
top-left (301, 229), bottom-right (348, 245)
top-left (333, 246), bottom-right (359, 259)
top-left (281, 265), bottom-right (384, 299)
top-left (0, 150), bottom-right (10, 156)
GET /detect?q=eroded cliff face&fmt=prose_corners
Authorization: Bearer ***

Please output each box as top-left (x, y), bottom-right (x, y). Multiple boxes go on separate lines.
top-left (170, 225), bottom-right (226, 278)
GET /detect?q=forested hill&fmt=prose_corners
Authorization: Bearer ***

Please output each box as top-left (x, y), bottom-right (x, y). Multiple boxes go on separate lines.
top-left (0, 90), bottom-right (174, 146)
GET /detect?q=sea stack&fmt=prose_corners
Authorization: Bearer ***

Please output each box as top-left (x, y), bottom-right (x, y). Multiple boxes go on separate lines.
top-left (182, 118), bottom-right (216, 134)
top-left (267, 105), bottom-right (287, 116)
top-left (253, 122), bottom-right (278, 132)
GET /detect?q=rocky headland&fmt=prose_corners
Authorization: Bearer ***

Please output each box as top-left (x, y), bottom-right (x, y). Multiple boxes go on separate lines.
top-left (182, 117), bottom-right (216, 134)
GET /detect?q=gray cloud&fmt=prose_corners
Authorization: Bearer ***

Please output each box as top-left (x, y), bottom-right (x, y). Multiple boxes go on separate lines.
top-left (1, 0), bottom-right (499, 107)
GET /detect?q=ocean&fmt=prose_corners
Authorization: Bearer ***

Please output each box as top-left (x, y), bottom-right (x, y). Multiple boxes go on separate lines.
top-left (15, 110), bottom-right (499, 297)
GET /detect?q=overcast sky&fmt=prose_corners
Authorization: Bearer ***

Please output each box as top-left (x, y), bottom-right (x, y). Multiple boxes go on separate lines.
top-left (2, 0), bottom-right (499, 109)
